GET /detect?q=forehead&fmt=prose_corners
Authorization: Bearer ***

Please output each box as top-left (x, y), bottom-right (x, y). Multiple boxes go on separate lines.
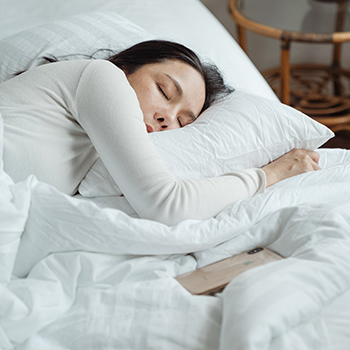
top-left (136, 60), bottom-right (205, 89)
top-left (149, 60), bottom-right (200, 75)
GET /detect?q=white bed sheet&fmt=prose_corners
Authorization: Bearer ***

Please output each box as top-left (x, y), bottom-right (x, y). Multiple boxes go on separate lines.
top-left (0, 0), bottom-right (278, 101)
top-left (323, 288), bottom-right (350, 350)
top-left (2, 133), bottom-right (350, 350)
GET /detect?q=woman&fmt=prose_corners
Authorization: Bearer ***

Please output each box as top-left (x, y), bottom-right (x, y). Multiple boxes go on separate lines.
top-left (0, 40), bottom-right (320, 225)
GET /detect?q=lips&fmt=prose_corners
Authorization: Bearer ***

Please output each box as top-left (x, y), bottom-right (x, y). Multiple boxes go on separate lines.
top-left (146, 124), bottom-right (154, 133)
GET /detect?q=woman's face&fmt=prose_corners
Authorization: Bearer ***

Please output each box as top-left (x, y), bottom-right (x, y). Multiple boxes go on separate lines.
top-left (125, 60), bottom-right (205, 133)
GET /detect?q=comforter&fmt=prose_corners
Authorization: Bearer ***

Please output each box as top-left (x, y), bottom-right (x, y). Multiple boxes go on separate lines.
top-left (1, 112), bottom-right (350, 349)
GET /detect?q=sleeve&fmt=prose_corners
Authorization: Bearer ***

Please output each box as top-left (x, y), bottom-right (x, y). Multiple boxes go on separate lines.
top-left (74, 60), bottom-right (266, 225)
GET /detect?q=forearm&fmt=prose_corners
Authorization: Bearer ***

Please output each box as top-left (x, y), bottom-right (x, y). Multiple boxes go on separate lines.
top-left (75, 60), bottom-right (266, 225)
top-left (262, 149), bottom-right (321, 187)
top-left (135, 168), bottom-right (266, 225)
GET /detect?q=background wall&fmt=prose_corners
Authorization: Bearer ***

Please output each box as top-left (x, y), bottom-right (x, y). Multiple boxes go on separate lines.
top-left (199, 0), bottom-right (350, 73)
top-left (199, 0), bottom-right (350, 148)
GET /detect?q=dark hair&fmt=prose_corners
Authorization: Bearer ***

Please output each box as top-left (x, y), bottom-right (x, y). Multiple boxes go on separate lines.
top-left (18, 40), bottom-right (233, 113)
top-left (107, 40), bottom-right (234, 113)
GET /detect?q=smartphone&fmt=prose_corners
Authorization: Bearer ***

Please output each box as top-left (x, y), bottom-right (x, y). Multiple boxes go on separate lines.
top-left (175, 248), bottom-right (283, 296)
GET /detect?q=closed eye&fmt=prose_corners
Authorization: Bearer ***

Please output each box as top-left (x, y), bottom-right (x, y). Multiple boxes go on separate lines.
top-left (177, 118), bottom-right (183, 128)
top-left (157, 84), bottom-right (169, 100)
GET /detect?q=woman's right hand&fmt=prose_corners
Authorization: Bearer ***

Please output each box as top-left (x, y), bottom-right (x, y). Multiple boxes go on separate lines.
top-left (261, 149), bottom-right (321, 188)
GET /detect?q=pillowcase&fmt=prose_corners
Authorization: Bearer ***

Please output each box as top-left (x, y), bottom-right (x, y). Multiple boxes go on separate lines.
top-left (0, 11), bottom-right (154, 83)
top-left (78, 90), bottom-right (334, 197)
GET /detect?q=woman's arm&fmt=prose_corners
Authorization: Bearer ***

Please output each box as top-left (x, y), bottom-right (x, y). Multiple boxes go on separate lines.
top-left (262, 149), bottom-right (321, 187)
top-left (74, 60), bottom-right (266, 225)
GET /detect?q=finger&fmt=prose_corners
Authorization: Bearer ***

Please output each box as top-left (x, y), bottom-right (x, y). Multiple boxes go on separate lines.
top-left (314, 163), bottom-right (321, 171)
top-left (305, 150), bottom-right (320, 164)
top-left (310, 159), bottom-right (321, 171)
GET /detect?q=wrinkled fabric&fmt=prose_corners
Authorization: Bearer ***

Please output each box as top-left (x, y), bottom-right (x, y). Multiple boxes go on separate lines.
top-left (1, 110), bottom-right (350, 349)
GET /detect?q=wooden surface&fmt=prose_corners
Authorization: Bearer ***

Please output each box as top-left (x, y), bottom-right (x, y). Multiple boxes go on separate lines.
top-left (229, 0), bottom-right (350, 146)
top-left (229, 0), bottom-right (350, 44)
top-left (263, 64), bottom-right (350, 132)
top-left (321, 131), bottom-right (350, 149)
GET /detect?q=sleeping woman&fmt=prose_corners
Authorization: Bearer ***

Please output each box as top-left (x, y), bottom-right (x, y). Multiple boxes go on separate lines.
top-left (0, 40), bottom-right (321, 225)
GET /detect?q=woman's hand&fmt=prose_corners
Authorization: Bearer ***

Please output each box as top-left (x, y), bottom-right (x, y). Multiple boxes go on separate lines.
top-left (262, 149), bottom-right (321, 188)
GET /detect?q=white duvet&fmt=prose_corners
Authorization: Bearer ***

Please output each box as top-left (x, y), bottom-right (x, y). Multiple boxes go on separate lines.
top-left (1, 109), bottom-right (350, 349)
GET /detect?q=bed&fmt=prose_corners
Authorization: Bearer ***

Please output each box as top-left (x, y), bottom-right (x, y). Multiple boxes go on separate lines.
top-left (1, 0), bottom-right (350, 349)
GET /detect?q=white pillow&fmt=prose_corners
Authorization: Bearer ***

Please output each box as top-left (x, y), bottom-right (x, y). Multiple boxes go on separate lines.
top-left (0, 11), bottom-right (154, 83)
top-left (78, 90), bottom-right (334, 197)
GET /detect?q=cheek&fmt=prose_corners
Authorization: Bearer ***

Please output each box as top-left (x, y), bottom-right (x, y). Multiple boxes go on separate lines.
top-left (133, 86), bottom-right (149, 111)
top-left (136, 94), bottom-right (157, 122)
top-left (137, 94), bottom-right (152, 115)
top-left (138, 89), bottom-right (162, 114)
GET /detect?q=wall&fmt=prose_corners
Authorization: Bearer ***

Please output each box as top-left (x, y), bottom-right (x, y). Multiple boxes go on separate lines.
top-left (199, 0), bottom-right (350, 72)
top-left (200, 0), bottom-right (350, 148)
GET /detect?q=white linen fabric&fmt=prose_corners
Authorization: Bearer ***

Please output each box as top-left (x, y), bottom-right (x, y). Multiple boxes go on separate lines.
top-left (1, 112), bottom-right (350, 349)
top-left (0, 0), bottom-right (278, 101)
top-left (0, 11), bottom-right (153, 84)
top-left (79, 90), bottom-right (334, 197)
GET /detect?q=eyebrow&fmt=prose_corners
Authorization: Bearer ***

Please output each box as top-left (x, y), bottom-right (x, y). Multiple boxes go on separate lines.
top-left (164, 74), bottom-right (197, 122)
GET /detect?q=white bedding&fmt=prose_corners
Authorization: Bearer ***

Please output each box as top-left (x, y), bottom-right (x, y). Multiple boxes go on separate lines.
top-left (1, 0), bottom-right (350, 349)
top-left (1, 115), bottom-right (350, 349)
top-left (0, 0), bottom-right (277, 101)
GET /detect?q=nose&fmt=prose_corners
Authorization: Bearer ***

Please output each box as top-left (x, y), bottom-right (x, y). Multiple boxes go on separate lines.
top-left (156, 111), bottom-right (177, 130)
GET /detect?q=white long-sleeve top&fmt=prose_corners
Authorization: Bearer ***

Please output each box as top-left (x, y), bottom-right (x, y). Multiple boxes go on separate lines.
top-left (0, 59), bottom-right (266, 225)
